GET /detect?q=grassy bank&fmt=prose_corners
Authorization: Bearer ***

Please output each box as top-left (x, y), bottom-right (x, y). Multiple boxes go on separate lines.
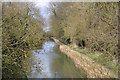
top-left (67, 44), bottom-right (119, 77)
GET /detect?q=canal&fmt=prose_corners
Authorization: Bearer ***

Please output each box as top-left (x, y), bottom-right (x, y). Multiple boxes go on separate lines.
top-left (27, 40), bottom-right (87, 78)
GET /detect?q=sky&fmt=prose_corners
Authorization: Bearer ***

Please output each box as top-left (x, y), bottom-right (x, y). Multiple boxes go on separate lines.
top-left (34, 2), bottom-right (51, 32)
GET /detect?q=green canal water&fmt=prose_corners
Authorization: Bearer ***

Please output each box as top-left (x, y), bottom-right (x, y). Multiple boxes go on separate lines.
top-left (27, 41), bottom-right (87, 78)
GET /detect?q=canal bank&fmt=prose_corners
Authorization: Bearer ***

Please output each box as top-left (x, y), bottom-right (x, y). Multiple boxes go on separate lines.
top-left (52, 37), bottom-right (118, 78)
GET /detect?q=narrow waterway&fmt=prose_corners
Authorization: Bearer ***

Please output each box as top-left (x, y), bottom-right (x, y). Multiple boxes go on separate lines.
top-left (27, 40), bottom-right (87, 78)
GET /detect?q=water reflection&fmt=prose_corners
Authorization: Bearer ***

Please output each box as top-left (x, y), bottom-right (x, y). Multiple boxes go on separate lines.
top-left (27, 41), bottom-right (87, 78)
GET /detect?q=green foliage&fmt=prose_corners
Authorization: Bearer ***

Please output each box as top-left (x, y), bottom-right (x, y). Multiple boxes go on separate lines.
top-left (2, 2), bottom-right (45, 78)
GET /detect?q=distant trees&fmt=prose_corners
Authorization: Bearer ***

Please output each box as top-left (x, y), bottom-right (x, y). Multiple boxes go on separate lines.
top-left (2, 2), bottom-right (45, 78)
top-left (49, 2), bottom-right (118, 59)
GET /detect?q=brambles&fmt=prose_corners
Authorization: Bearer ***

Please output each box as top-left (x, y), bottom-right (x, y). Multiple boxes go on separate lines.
top-left (2, 2), bottom-right (45, 78)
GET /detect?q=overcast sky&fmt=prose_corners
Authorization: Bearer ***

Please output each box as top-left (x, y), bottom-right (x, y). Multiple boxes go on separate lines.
top-left (34, 1), bottom-right (51, 32)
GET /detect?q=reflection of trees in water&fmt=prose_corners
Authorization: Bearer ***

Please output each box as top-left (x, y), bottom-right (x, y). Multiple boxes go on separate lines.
top-left (53, 45), bottom-right (60, 53)
top-left (26, 51), bottom-right (43, 77)
top-left (50, 46), bottom-right (87, 78)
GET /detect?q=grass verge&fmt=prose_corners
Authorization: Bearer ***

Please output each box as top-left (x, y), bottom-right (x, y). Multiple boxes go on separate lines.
top-left (67, 44), bottom-right (119, 77)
